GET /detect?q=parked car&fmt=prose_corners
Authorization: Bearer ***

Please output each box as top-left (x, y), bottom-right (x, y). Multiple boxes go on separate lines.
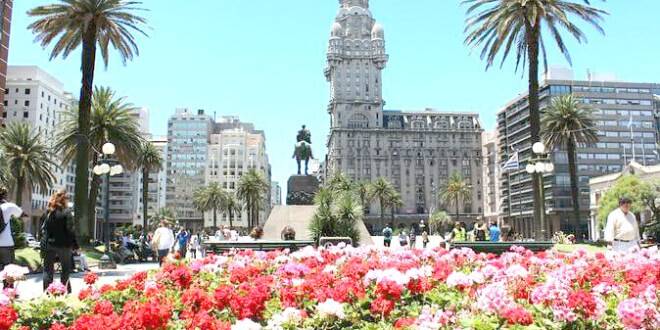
top-left (25, 234), bottom-right (40, 249)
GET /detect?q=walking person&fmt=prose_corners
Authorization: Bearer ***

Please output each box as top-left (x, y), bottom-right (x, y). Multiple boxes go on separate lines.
top-left (398, 231), bottom-right (408, 248)
top-left (41, 190), bottom-right (77, 293)
top-left (382, 223), bottom-right (393, 247)
top-left (604, 197), bottom-right (641, 252)
top-left (189, 232), bottom-right (200, 259)
top-left (409, 226), bottom-right (417, 248)
top-left (0, 186), bottom-right (22, 288)
top-left (451, 222), bottom-right (466, 242)
top-left (151, 220), bottom-right (175, 266)
top-left (176, 228), bottom-right (189, 259)
top-left (422, 230), bottom-right (430, 248)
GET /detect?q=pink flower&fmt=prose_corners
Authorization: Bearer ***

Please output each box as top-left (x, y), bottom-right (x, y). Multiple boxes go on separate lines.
top-left (0, 264), bottom-right (28, 282)
top-left (476, 282), bottom-right (515, 314)
top-left (46, 281), bottom-right (67, 296)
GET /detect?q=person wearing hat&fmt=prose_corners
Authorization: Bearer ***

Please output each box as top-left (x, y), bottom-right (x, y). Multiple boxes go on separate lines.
top-left (0, 186), bottom-right (23, 275)
top-left (604, 197), bottom-right (640, 252)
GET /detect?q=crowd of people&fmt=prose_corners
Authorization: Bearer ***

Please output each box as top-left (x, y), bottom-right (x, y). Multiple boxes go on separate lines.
top-left (380, 220), bottom-right (507, 248)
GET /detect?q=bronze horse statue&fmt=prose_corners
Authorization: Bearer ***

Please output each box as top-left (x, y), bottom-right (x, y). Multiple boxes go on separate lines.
top-left (292, 141), bottom-right (313, 175)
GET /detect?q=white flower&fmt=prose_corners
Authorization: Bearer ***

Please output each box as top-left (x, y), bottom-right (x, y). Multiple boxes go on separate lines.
top-left (0, 264), bottom-right (29, 281)
top-left (0, 292), bottom-right (10, 306)
top-left (144, 280), bottom-right (158, 292)
top-left (446, 271), bottom-right (473, 288)
top-left (364, 268), bottom-right (410, 286)
top-left (323, 265), bottom-right (337, 274)
top-left (505, 264), bottom-right (529, 279)
top-left (317, 299), bottom-right (346, 319)
top-left (266, 307), bottom-right (304, 329)
top-left (232, 318), bottom-right (262, 330)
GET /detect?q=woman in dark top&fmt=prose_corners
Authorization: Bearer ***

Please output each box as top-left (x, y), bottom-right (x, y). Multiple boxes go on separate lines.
top-left (41, 190), bottom-right (78, 293)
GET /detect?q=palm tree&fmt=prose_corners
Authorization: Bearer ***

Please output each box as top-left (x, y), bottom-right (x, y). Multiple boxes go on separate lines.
top-left (368, 177), bottom-right (396, 230)
top-left (463, 0), bottom-right (606, 237)
top-left (386, 190), bottom-right (403, 227)
top-left (542, 94), bottom-right (598, 237)
top-left (310, 188), bottom-right (361, 246)
top-left (0, 151), bottom-right (11, 189)
top-left (0, 122), bottom-right (57, 206)
top-left (439, 172), bottom-right (472, 226)
top-left (236, 169), bottom-right (269, 228)
top-left (193, 183), bottom-right (226, 229)
top-left (353, 180), bottom-right (372, 214)
top-left (429, 210), bottom-right (452, 235)
top-left (327, 172), bottom-right (353, 194)
top-left (135, 141), bottom-right (163, 235)
top-left (224, 191), bottom-right (242, 230)
top-left (28, 0), bottom-right (148, 240)
top-left (55, 86), bottom-right (144, 236)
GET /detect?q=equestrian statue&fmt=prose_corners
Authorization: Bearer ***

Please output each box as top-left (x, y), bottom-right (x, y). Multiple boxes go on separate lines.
top-left (292, 125), bottom-right (314, 175)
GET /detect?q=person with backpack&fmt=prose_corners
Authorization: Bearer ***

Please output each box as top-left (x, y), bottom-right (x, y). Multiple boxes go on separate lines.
top-left (0, 186), bottom-right (22, 278)
top-left (474, 222), bottom-right (487, 241)
top-left (409, 226), bottom-right (417, 248)
top-left (41, 190), bottom-right (78, 293)
top-left (382, 224), bottom-right (393, 247)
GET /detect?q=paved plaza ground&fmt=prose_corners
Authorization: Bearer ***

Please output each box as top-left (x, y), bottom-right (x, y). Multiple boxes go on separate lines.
top-left (18, 262), bottom-right (159, 301)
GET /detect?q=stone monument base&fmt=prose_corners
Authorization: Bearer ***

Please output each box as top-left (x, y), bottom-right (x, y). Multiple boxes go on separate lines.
top-left (286, 175), bottom-right (319, 205)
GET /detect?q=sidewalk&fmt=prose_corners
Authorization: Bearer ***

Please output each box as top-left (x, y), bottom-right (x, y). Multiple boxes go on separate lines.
top-left (16, 262), bottom-right (159, 301)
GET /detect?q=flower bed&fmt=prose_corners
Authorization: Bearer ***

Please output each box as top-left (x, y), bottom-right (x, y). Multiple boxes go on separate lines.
top-left (2, 245), bottom-right (660, 329)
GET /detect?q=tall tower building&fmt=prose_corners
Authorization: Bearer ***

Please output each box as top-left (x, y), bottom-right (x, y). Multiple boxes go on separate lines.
top-left (325, 0), bottom-right (484, 231)
top-left (0, 0), bottom-right (13, 124)
top-left (325, 0), bottom-right (388, 129)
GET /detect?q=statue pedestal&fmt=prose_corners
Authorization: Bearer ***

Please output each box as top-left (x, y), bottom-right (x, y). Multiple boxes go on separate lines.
top-left (286, 175), bottom-right (319, 205)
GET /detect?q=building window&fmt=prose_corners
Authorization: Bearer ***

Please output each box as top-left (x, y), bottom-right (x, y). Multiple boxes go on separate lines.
top-left (25, 88), bottom-right (30, 95)
top-left (23, 112), bottom-right (28, 118)
top-left (24, 100), bottom-right (29, 107)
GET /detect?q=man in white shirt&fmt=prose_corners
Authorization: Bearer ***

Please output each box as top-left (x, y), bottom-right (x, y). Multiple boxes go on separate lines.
top-left (604, 197), bottom-right (640, 252)
top-left (151, 221), bottom-right (175, 266)
top-left (0, 186), bottom-right (22, 273)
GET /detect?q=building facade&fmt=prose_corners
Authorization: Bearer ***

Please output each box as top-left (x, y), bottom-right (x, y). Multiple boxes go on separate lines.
top-left (136, 136), bottom-right (168, 228)
top-left (271, 181), bottom-right (281, 207)
top-left (0, 0), bottom-right (12, 124)
top-left (498, 70), bottom-right (660, 238)
top-left (3, 66), bottom-right (73, 232)
top-left (482, 131), bottom-right (500, 225)
top-left (205, 123), bottom-right (271, 228)
top-left (166, 108), bottom-right (213, 229)
top-left (324, 0), bottom-right (484, 230)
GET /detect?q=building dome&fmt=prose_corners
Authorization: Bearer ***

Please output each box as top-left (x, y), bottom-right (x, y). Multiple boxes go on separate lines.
top-left (371, 23), bottom-right (384, 39)
top-left (331, 22), bottom-right (343, 37)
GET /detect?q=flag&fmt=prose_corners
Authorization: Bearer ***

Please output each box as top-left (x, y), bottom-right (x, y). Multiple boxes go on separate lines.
top-left (501, 151), bottom-right (519, 171)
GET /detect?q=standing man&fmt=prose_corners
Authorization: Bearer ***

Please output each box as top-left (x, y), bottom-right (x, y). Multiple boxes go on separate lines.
top-left (604, 197), bottom-right (640, 252)
top-left (0, 186), bottom-right (22, 275)
top-left (382, 223), bottom-right (393, 247)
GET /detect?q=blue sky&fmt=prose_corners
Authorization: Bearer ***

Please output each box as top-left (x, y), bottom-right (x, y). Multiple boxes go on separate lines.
top-left (8, 0), bottom-right (660, 192)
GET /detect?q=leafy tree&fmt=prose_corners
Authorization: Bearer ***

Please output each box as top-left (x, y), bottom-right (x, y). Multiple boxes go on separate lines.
top-left (56, 86), bottom-right (144, 235)
top-left (464, 0), bottom-right (606, 236)
top-left (193, 183), bottom-right (226, 229)
top-left (596, 175), bottom-right (647, 230)
top-left (236, 169), bottom-right (269, 228)
top-left (28, 0), bottom-right (148, 240)
top-left (0, 122), bottom-right (57, 206)
top-left (439, 172), bottom-right (472, 226)
top-left (542, 94), bottom-right (598, 237)
top-left (638, 180), bottom-right (660, 242)
top-left (224, 191), bottom-right (242, 230)
top-left (368, 177), bottom-right (396, 230)
top-left (135, 142), bottom-right (162, 235)
top-left (149, 208), bottom-right (176, 229)
top-left (429, 210), bottom-right (452, 235)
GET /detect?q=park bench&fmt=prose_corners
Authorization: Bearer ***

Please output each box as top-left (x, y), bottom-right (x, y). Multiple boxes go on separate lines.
top-left (450, 241), bottom-right (555, 254)
top-left (203, 240), bottom-right (315, 254)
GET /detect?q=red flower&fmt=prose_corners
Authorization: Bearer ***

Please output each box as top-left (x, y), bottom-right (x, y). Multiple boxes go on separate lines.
top-left (502, 306), bottom-right (533, 325)
top-left (394, 317), bottom-right (416, 329)
top-left (49, 323), bottom-right (68, 330)
top-left (180, 288), bottom-right (214, 319)
top-left (0, 306), bottom-right (17, 330)
top-left (370, 296), bottom-right (395, 317)
top-left (93, 300), bottom-right (115, 316)
top-left (185, 312), bottom-right (230, 330)
top-left (568, 290), bottom-right (598, 318)
top-left (83, 272), bottom-right (99, 285)
top-left (376, 280), bottom-right (404, 300)
top-left (214, 285), bottom-right (233, 310)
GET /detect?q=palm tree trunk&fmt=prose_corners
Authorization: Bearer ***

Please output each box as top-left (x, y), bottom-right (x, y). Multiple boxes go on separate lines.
top-left (87, 175), bottom-right (100, 238)
top-left (74, 25), bottom-right (98, 241)
top-left (380, 197), bottom-right (385, 230)
top-left (526, 21), bottom-right (544, 239)
top-left (213, 206), bottom-right (217, 229)
top-left (14, 175), bottom-right (24, 207)
top-left (229, 209), bottom-right (233, 230)
top-left (142, 168), bottom-right (149, 234)
top-left (567, 139), bottom-right (581, 238)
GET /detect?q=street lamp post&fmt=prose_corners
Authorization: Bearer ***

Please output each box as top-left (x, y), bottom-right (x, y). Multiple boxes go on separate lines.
top-left (525, 142), bottom-right (554, 241)
top-left (93, 142), bottom-right (123, 269)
